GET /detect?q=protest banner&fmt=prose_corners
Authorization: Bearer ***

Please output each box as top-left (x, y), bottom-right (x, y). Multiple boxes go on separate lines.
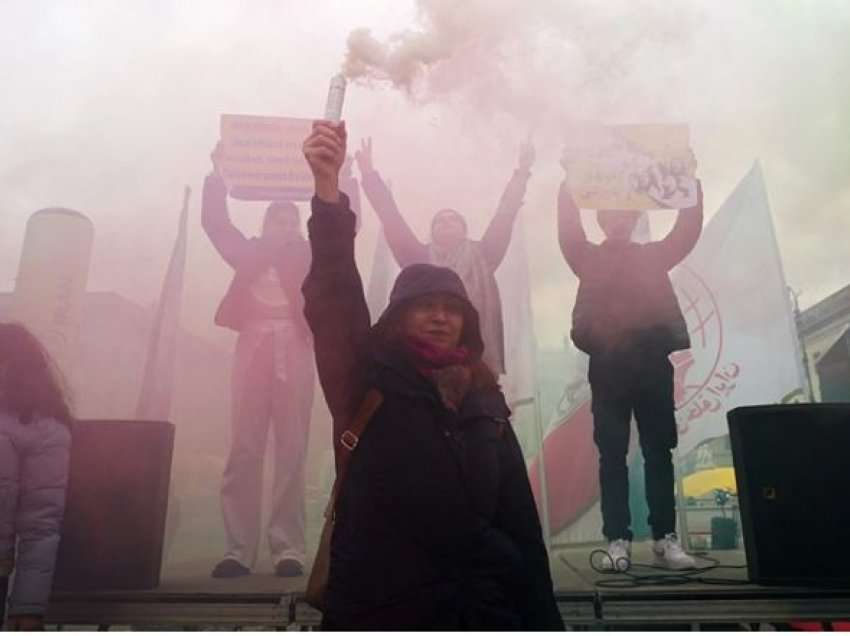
top-left (562, 123), bottom-right (698, 210)
top-left (219, 114), bottom-right (313, 201)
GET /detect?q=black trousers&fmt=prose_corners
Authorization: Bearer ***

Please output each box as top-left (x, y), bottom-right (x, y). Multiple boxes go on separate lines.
top-left (589, 350), bottom-right (678, 542)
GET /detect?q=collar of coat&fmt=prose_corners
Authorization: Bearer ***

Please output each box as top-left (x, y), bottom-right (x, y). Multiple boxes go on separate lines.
top-left (366, 343), bottom-right (511, 424)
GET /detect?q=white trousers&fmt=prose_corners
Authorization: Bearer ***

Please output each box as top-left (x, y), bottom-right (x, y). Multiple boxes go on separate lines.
top-left (220, 322), bottom-right (314, 568)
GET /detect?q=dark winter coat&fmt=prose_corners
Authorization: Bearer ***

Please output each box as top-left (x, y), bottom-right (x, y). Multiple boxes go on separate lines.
top-left (302, 194), bottom-right (563, 630)
top-left (201, 174), bottom-right (311, 340)
top-left (557, 181), bottom-right (703, 357)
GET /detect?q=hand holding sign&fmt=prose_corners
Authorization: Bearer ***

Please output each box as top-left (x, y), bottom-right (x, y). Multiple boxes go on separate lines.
top-left (210, 141), bottom-right (224, 179)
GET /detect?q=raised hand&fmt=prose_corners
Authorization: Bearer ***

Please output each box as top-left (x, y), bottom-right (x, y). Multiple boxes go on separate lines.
top-left (518, 139), bottom-right (535, 172)
top-left (559, 146), bottom-right (571, 176)
top-left (303, 120), bottom-right (348, 203)
top-left (210, 141), bottom-right (225, 178)
top-left (354, 137), bottom-right (374, 176)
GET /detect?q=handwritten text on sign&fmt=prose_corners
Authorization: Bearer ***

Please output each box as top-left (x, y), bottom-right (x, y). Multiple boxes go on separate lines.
top-left (219, 114), bottom-right (313, 201)
top-left (562, 124), bottom-right (698, 210)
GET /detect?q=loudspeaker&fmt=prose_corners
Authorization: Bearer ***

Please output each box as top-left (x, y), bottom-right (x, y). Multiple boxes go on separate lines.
top-left (728, 404), bottom-right (850, 586)
top-left (53, 420), bottom-right (174, 591)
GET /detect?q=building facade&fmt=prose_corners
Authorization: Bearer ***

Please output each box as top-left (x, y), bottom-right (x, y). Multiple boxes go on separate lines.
top-left (797, 284), bottom-right (850, 401)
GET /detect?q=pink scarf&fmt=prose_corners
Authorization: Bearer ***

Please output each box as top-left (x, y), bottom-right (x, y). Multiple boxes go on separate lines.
top-left (406, 337), bottom-right (472, 412)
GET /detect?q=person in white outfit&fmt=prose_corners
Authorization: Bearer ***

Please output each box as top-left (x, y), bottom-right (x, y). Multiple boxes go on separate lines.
top-left (202, 145), bottom-right (315, 578)
top-left (0, 323), bottom-right (73, 630)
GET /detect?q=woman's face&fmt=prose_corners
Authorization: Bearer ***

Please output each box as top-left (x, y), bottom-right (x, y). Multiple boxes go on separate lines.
top-left (431, 210), bottom-right (467, 249)
top-left (263, 209), bottom-right (300, 246)
top-left (403, 293), bottom-right (465, 351)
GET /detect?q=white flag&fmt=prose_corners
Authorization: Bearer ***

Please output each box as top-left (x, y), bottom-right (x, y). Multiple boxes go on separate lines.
top-left (670, 162), bottom-right (806, 454)
top-left (495, 217), bottom-right (540, 457)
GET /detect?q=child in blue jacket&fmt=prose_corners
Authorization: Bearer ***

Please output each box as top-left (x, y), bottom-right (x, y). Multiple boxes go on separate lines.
top-left (0, 323), bottom-right (72, 630)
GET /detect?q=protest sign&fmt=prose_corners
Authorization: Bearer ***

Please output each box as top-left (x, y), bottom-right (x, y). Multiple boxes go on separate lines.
top-left (562, 124), bottom-right (698, 210)
top-left (219, 114), bottom-right (313, 201)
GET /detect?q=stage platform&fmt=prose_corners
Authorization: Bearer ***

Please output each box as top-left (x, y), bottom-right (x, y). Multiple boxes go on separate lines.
top-left (45, 544), bottom-right (850, 629)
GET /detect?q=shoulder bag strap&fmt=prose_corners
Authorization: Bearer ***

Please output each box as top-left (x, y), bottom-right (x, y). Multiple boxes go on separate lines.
top-left (324, 388), bottom-right (384, 519)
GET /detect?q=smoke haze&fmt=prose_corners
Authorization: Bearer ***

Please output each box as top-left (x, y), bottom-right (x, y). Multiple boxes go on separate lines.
top-left (340, 0), bottom-right (849, 339)
top-left (1, 0), bottom-right (847, 569)
top-left (2, 0), bottom-right (848, 348)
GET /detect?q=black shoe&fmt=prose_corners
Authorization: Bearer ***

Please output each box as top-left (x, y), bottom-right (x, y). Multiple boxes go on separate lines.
top-left (275, 559), bottom-right (304, 577)
top-left (211, 558), bottom-right (250, 578)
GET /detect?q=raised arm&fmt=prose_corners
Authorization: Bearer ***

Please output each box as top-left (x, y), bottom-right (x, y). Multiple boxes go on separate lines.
top-left (339, 153), bottom-right (362, 231)
top-left (557, 179), bottom-right (591, 277)
top-left (301, 121), bottom-right (371, 430)
top-left (201, 144), bottom-right (251, 269)
top-left (356, 137), bottom-right (428, 267)
top-left (480, 141), bottom-right (535, 269)
top-left (650, 179), bottom-right (704, 270)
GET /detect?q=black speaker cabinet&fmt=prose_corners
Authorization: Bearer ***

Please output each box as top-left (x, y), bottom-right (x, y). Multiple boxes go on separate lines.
top-left (53, 420), bottom-right (174, 591)
top-left (728, 404), bottom-right (850, 586)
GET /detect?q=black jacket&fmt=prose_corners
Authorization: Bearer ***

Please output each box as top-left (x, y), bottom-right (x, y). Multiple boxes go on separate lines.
top-left (558, 181), bottom-right (703, 356)
top-left (201, 174), bottom-right (311, 339)
top-left (302, 194), bottom-right (563, 630)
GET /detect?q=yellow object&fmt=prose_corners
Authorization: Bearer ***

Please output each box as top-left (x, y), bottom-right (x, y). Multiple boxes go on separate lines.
top-left (682, 467), bottom-right (737, 498)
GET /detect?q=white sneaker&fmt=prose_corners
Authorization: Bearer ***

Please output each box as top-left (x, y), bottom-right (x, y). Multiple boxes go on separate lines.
top-left (653, 532), bottom-right (696, 570)
top-left (602, 539), bottom-right (632, 572)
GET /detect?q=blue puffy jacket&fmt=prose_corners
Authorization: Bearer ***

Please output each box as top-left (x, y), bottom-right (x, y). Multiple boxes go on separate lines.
top-left (0, 412), bottom-right (71, 617)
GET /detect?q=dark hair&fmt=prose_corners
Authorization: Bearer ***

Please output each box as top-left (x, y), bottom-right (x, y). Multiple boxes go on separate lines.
top-left (0, 322), bottom-right (73, 426)
top-left (264, 200), bottom-right (299, 223)
top-left (596, 209), bottom-right (640, 238)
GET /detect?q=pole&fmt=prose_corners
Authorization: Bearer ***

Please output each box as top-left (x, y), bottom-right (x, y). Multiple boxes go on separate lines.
top-left (789, 287), bottom-right (816, 401)
top-left (511, 394), bottom-right (551, 550)
top-left (672, 446), bottom-right (692, 551)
